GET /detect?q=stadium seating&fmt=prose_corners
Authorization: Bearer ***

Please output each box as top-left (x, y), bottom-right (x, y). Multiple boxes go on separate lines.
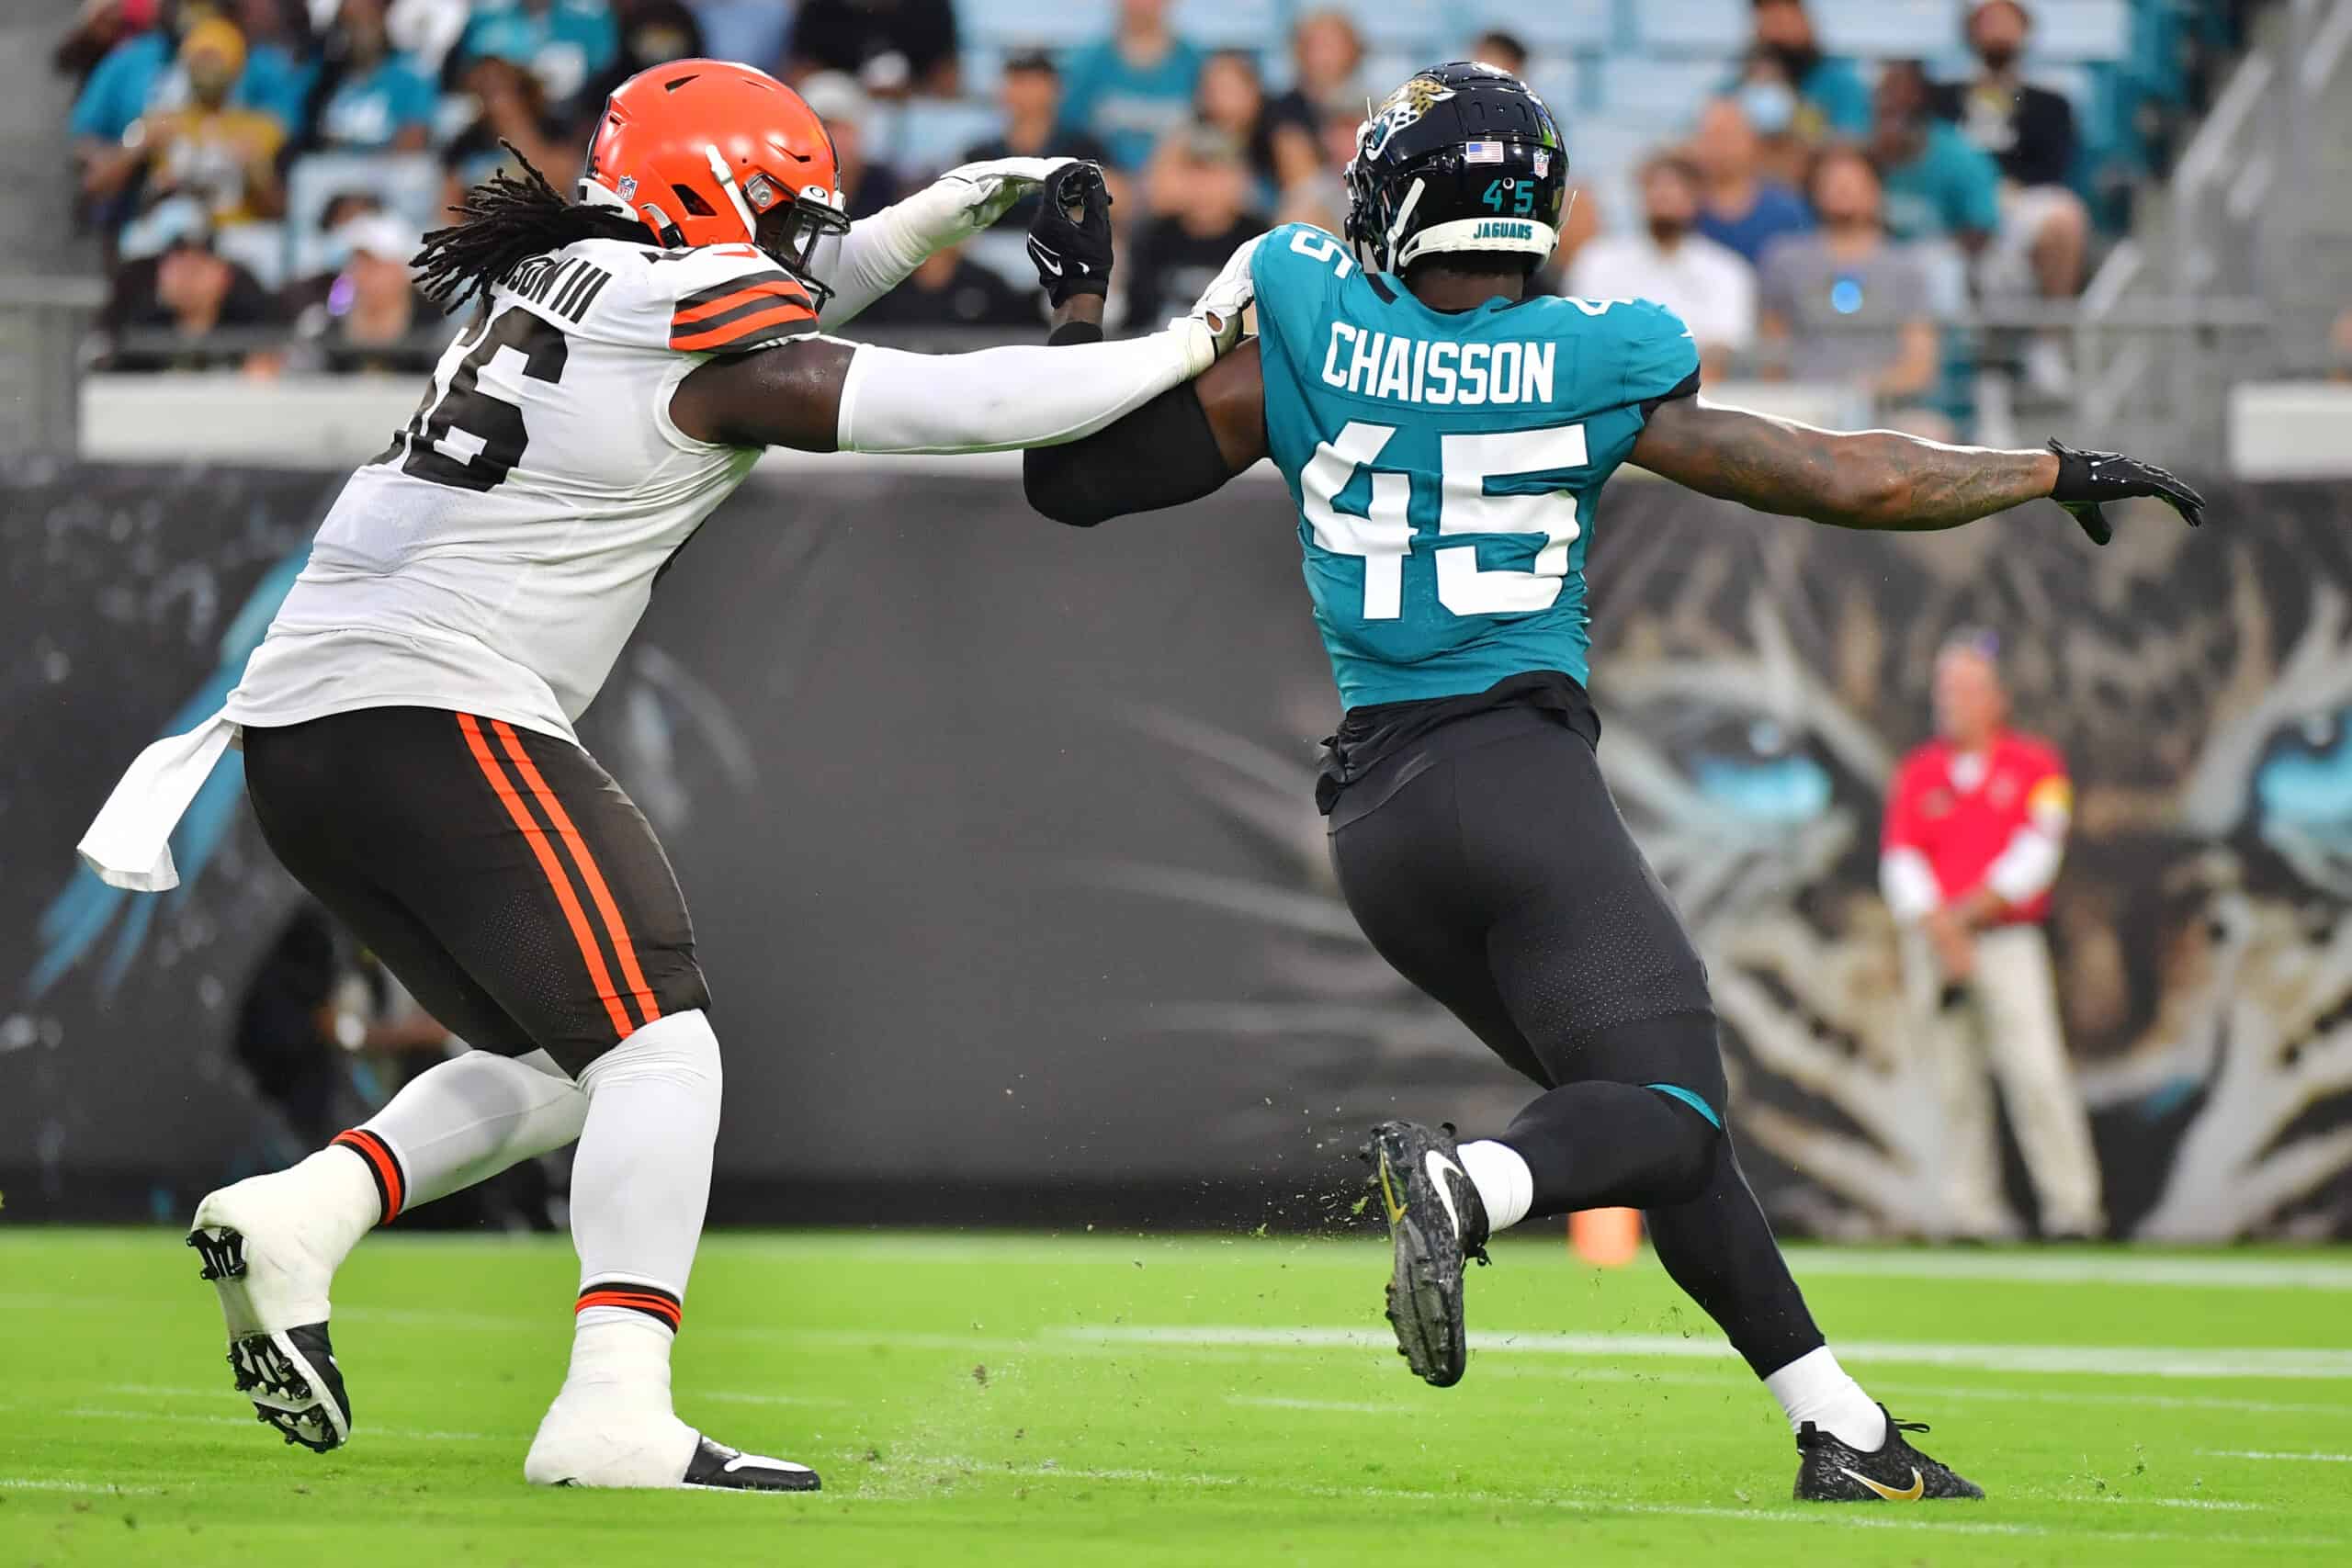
top-left (1175, 0), bottom-right (1287, 51)
top-left (1629, 0), bottom-right (1753, 58)
top-left (1452, 0), bottom-right (1615, 56)
top-left (875, 98), bottom-right (1007, 175)
top-left (2031, 0), bottom-right (2135, 62)
top-left (284, 152), bottom-right (447, 283)
top-left (1809, 0), bottom-right (1964, 60)
top-left (966, 0), bottom-right (1098, 51)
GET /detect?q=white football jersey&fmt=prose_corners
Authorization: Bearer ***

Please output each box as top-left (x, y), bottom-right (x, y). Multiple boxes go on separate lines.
top-left (226, 236), bottom-right (818, 742)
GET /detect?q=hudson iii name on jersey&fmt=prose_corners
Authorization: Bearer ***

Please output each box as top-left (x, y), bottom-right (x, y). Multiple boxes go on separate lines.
top-left (225, 238), bottom-right (817, 743)
top-left (1250, 221), bottom-right (1700, 710)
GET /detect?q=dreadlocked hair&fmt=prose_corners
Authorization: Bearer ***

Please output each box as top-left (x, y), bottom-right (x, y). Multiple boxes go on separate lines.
top-left (413, 144), bottom-right (645, 309)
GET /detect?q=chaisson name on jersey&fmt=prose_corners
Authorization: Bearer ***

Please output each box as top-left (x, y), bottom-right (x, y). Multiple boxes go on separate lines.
top-left (1318, 322), bottom-right (1556, 407)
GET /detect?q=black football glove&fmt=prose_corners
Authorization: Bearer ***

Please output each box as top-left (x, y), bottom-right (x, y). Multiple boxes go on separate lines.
top-left (1026, 160), bottom-right (1114, 306)
top-left (2047, 437), bottom-right (2206, 545)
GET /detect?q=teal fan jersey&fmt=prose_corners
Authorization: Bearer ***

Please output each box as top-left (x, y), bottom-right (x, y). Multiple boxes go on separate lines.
top-left (1250, 223), bottom-right (1701, 709)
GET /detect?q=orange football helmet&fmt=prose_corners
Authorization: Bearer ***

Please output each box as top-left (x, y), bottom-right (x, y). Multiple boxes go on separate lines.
top-left (580, 59), bottom-right (851, 304)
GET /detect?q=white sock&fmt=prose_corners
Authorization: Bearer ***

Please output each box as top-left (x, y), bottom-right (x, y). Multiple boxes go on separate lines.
top-left (566, 1010), bottom-right (721, 1380)
top-left (280, 1145), bottom-right (384, 1272)
top-left (353, 1048), bottom-right (586, 1214)
top-left (1764, 1346), bottom-right (1887, 1450)
top-left (557, 1314), bottom-right (677, 1409)
top-left (1456, 1139), bottom-right (1534, 1234)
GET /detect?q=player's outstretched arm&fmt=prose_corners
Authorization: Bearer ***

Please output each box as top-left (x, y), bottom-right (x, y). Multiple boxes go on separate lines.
top-left (669, 302), bottom-right (1247, 454)
top-left (1018, 179), bottom-right (1269, 526)
top-left (1629, 395), bottom-right (2206, 542)
top-left (673, 161), bottom-right (1252, 457)
top-left (809, 157), bottom-right (1080, 332)
top-left (1023, 342), bottom-right (1269, 525)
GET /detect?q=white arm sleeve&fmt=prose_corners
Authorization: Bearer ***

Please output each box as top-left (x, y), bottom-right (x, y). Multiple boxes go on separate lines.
top-left (837, 325), bottom-right (1212, 455)
top-left (811, 158), bottom-right (1073, 332)
top-left (808, 206), bottom-right (936, 333)
top-left (1880, 846), bottom-right (1943, 922)
top-left (1983, 825), bottom-right (2064, 906)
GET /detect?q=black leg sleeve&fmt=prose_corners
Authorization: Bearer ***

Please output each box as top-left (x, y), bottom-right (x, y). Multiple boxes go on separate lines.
top-left (1645, 1131), bottom-right (1826, 1379)
top-left (1500, 1081), bottom-right (1719, 1216)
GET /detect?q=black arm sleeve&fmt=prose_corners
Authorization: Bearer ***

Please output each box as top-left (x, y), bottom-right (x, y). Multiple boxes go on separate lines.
top-left (1023, 370), bottom-right (1234, 527)
top-left (1640, 367), bottom-right (1702, 422)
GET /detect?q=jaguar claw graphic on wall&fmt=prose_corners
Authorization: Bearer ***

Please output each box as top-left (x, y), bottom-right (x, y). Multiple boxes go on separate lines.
top-left (3, 463), bottom-right (2346, 1235)
top-left (1091, 483), bottom-right (2352, 1240)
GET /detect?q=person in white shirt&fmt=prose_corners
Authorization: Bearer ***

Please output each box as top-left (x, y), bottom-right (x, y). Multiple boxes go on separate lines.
top-left (1566, 152), bottom-right (1756, 378)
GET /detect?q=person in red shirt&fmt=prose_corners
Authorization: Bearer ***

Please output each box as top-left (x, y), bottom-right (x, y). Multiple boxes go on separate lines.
top-left (1882, 631), bottom-right (2104, 1239)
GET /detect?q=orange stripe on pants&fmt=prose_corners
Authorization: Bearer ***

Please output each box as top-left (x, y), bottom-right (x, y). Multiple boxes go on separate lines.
top-left (457, 713), bottom-right (636, 1042)
top-left (488, 719), bottom-right (662, 1031)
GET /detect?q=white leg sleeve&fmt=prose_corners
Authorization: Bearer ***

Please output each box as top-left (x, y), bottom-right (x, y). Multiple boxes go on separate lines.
top-left (570, 1010), bottom-right (722, 1325)
top-left (359, 1048), bottom-right (586, 1213)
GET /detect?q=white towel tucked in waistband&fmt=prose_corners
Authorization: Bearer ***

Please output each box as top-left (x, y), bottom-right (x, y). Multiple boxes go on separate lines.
top-left (76, 710), bottom-right (237, 891)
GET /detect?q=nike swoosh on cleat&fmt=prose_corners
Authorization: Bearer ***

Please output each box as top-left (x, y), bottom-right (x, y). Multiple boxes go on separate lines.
top-left (1423, 1151), bottom-right (1465, 1241)
top-left (1840, 1465), bottom-right (1924, 1501)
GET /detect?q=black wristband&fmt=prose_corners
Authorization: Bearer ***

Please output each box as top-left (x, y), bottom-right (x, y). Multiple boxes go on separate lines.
top-left (1046, 320), bottom-right (1107, 347)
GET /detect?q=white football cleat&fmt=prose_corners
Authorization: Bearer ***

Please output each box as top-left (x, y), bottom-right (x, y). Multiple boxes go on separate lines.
top-left (524, 1396), bottom-right (820, 1491)
top-left (186, 1160), bottom-right (371, 1452)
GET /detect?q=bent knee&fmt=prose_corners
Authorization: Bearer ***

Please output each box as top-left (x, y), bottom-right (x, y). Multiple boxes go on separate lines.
top-left (1645, 1082), bottom-right (1725, 1202)
top-left (573, 1007), bottom-right (722, 1090)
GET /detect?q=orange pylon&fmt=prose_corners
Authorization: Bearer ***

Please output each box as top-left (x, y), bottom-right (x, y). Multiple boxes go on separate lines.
top-left (1570, 1207), bottom-right (1641, 1266)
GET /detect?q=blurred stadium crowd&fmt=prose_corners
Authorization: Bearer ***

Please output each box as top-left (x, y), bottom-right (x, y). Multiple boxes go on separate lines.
top-left (61, 0), bottom-right (2269, 433)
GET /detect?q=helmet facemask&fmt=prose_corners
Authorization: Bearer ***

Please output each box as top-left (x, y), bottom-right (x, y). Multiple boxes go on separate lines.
top-left (743, 168), bottom-right (850, 312)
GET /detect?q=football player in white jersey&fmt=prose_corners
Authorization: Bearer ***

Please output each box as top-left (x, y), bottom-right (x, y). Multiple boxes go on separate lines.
top-left (77, 61), bottom-right (1247, 1491)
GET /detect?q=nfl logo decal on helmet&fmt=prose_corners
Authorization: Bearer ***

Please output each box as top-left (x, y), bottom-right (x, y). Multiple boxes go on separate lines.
top-left (1343, 62), bottom-right (1567, 276)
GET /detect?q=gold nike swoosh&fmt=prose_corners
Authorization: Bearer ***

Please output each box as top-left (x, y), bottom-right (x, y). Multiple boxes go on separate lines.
top-left (1376, 1151), bottom-right (1407, 1225)
top-left (1840, 1465), bottom-right (1924, 1502)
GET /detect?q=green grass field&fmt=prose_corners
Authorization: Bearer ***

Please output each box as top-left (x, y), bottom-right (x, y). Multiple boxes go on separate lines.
top-left (4, 1229), bottom-right (2348, 1567)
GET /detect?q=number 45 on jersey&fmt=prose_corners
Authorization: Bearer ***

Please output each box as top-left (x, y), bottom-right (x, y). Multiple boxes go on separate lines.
top-left (1305, 419), bottom-right (1589, 621)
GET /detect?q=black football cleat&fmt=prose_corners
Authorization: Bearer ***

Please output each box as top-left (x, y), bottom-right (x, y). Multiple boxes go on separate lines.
top-left (682, 1437), bottom-right (822, 1492)
top-left (1363, 1120), bottom-right (1489, 1388)
top-left (1794, 1407), bottom-right (1984, 1502)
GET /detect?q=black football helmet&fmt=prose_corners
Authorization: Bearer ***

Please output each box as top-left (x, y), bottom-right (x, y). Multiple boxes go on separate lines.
top-left (1343, 62), bottom-right (1568, 276)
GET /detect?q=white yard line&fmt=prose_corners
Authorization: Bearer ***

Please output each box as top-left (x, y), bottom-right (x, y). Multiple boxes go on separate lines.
top-left (1777, 1249), bottom-right (2352, 1292)
top-left (12, 1235), bottom-right (2352, 1291)
top-left (55, 1405), bottom-right (506, 1442)
top-left (0, 1478), bottom-right (165, 1495)
top-left (99, 1382), bottom-right (234, 1399)
top-left (1457, 1359), bottom-right (2352, 1414)
top-left (1062, 1325), bottom-right (2352, 1381)
top-left (701, 1235), bottom-right (2352, 1292)
top-left (2199, 1449), bottom-right (2352, 1462)
top-left (886, 1454), bottom-right (2314, 1545)
top-left (1227, 1372), bottom-right (2351, 1419)
top-left (1226, 1394), bottom-right (1403, 1414)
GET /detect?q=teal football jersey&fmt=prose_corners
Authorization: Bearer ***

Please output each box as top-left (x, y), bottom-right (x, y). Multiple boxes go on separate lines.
top-left (1250, 222), bottom-right (1701, 709)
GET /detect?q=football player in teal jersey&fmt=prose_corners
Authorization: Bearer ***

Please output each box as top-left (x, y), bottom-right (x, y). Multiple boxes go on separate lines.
top-left (1022, 66), bottom-right (2200, 1502)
